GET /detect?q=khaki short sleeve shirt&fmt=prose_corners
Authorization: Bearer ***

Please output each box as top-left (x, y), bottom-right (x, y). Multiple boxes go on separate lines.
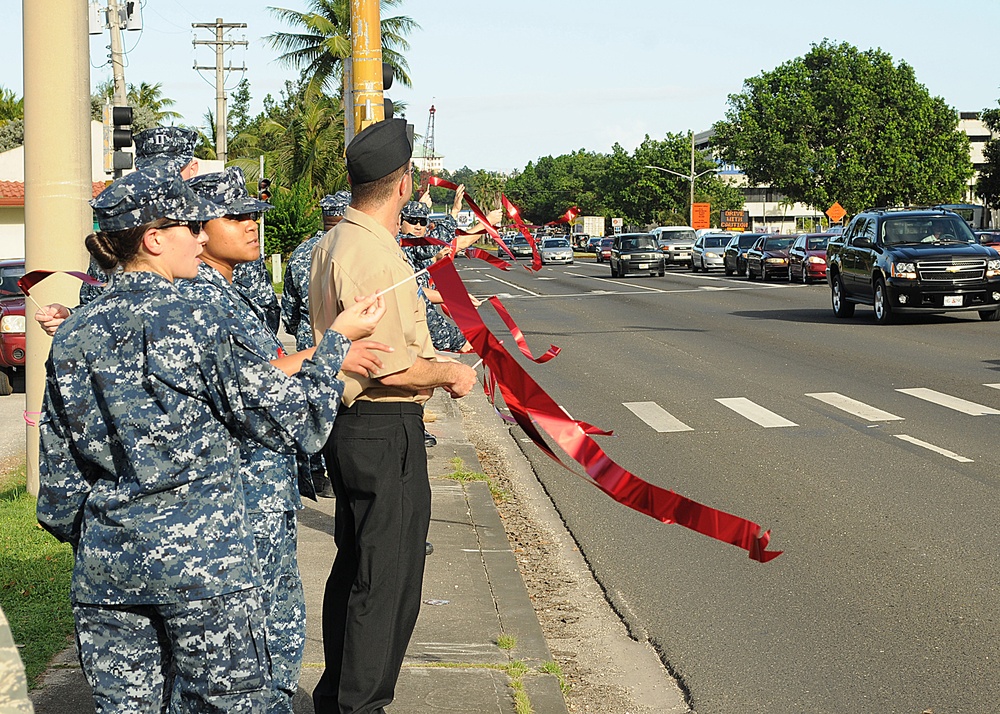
top-left (309, 206), bottom-right (436, 406)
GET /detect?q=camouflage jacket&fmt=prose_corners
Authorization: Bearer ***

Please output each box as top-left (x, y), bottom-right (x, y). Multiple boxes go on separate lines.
top-left (233, 256), bottom-right (281, 338)
top-left (79, 256), bottom-right (112, 306)
top-left (37, 270), bottom-right (348, 605)
top-left (282, 230), bottom-right (324, 351)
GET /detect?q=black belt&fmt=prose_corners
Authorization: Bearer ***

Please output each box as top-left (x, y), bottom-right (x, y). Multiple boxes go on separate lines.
top-left (339, 401), bottom-right (424, 416)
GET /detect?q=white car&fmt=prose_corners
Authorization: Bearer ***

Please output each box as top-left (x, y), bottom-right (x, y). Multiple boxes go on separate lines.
top-left (539, 237), bottom-right (574, 264)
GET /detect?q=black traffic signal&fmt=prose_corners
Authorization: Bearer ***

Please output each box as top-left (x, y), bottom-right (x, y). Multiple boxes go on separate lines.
top-left (258, 178), bottom-right (272, 202)
top-left (383, 62), bottom-right (395, 120)
top-left (102, 105), bottom-right (133, 173)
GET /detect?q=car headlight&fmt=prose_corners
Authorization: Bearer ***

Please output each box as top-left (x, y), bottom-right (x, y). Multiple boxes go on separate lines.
top-left (621, 254), bottom-right (631, 260)
top-left (891, 262), bottom-right (917, 279)
top-left (807, 256), bottom-right (826, 264)
top-left (705, 252), bottom-right (719, 258)
top-left (1, 315), bottom-right (25, 333)
top-left (988, 259), bottom-right (1000, 277)
top-left (765, 257), bottom-right (785, 264)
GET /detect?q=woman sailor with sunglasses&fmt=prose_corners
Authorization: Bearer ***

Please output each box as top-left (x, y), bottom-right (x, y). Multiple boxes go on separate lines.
top-left (36, 168), bottom-right (386, 713)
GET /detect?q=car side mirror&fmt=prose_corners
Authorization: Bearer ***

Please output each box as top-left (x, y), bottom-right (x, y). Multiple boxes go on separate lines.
top-left (854, 237), bottom-right (872, 248)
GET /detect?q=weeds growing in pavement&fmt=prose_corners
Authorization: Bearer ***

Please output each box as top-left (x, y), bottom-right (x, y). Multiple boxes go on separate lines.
top-left (539, 660), bottom-right (570, 694)
top-left (444, 457), bottom-right (509, 503)
top-left (0, 462), bottom-right (75, 687)
top-left (496, 633), bottom-right (517, 650)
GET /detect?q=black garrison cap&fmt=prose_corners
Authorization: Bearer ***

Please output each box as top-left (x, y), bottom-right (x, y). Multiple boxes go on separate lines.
top-left (346, 118), bottom-right (413, 184)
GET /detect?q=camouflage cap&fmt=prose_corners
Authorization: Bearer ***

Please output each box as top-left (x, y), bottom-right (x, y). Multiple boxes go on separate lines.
top-left (319, 190), bottom-right (352, 217)
top-left (187, 167), bottom-right (273, 215)
top-left (133, 126), bottom-right (199, 172)
top-left (91, 168), bottom-right (225, 232)
top-left (401, 200), bottom-right (430, 220)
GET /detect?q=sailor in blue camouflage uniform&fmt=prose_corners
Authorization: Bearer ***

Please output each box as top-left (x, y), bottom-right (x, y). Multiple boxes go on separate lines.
top-left (187, 167), bottom-right (336, 712)
top-left (37, 168), bottom-right (387, 713)
top-left (79, 127), bottom-right (201, 306)
top-left (232, 252), bottom-right (281, 338)
top-left (282, 190), bottom-right (351, 499)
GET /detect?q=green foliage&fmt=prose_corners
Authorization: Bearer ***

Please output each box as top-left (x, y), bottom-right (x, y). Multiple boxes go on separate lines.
top-left (264, 179), bottom-right (321, 258)
top-left (0, 86), bottom-right (23, 124)
top-left (93, 80), bottom-right (182, 133)
top-left (713, 40), bottom-right (973, 214)
top-left (505, 150), bottom-right (610, 224)
top-left (976, 106), bottom-right (1000, 209)
top-left (0, 466), bottom-right (75, 688)
top-left (0, 119), bottom-right (24, 152)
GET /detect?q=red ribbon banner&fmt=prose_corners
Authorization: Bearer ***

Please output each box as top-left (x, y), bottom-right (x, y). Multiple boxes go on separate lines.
top-left (487, 296), bottom-right (560, 364)
top-left (428, 257), bottom-right (781, 563)
top-left (545, 206), bottom-right (580, 227)
top-left (19, 269), bottom-right (102, 296)
top-left (499, 195), bottom-right (542, 272)
top-left (425, 176), bottom-right (515, 261)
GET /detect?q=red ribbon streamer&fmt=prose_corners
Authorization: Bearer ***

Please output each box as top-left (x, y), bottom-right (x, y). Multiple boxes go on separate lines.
top-left (487, 296), bottom-right (560, 364)
top-left (464, 248), bottom-right (513, 271)
top-left (19, 269), bottom-right (103, 296)
top-left (500, 195), bottom-right (542, 272)
top-left (425, 177), bottom-right (514, 261)
top-left (545, 206), bottom-right (581, 227)
top-left (429, 257), bottom-right (781, 562)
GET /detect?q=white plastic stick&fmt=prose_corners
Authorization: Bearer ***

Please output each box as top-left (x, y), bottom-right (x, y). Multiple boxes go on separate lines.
top-left (374, 268), bottom-right (428, 299)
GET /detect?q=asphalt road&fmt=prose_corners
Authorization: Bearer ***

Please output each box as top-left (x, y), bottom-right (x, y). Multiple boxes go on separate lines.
top-left (458, 252), bottom-right (1000, 714)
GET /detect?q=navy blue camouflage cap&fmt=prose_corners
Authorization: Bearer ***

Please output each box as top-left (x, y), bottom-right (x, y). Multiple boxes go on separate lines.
top-left (401, 200), bottom-right (430, 220)
top-left (133, 127), bottom-right (199, 172)
top-left (319, 190), bottom-right (352, 217)
top-left (187, 167), bottom-right (273, 215)
top-left (91, 168), bottom-right (225, 232)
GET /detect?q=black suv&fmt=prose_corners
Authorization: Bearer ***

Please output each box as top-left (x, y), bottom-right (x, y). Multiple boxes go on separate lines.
top-left (610, 233), bottom-right (665, 277)
top-left (826, 208), bottom-right (1000, 324)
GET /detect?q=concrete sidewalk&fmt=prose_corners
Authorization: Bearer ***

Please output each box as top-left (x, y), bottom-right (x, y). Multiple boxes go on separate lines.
top-left (28, 390), bottom-right (568, 714)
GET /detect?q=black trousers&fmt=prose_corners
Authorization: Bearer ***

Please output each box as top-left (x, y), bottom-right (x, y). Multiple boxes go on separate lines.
top-left (313, 402), bottom-right (430, 714)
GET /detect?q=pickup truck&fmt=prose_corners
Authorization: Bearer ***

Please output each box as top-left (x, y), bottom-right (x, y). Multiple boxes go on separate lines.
top-left (0, 259), bottom-right (25, 395)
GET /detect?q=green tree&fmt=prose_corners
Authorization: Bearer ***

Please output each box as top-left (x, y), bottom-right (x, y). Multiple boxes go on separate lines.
top-left (264, 179), bottom-right (321, 258)
top-left (504, 150), bottom-right (609, 224)
top-left (266, 0), bottom-right (418, 94)
top-left (0, 87), bottom-right (23, 124)
top-left (976, 104), bottom-right (1000, 211)
top-left (713, 40), bottom-right (972, 214)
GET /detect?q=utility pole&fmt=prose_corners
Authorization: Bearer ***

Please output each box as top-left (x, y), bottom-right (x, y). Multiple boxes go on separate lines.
top-left (23, 0), bottom-right (93, 494)
top-left (645, 132), bottom-right (719, 227)
top-left (106, 0), bottom-right (128, 106)
top-left (192, 18), bottom-right (247, 165)
top-left (350, 0), bottom-right (384, 137)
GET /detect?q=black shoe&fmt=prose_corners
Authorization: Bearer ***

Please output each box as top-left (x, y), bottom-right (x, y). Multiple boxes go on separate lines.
top-left (425, 541), bottom-right (434, 556)
top-left (424, 430), bottom-right (437, 448)
top-left (313, 475), bottom-right (335, 499)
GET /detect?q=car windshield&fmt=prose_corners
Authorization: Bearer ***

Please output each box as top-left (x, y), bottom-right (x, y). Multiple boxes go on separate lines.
top-left (659, 230), bottom-right (696, 243)
top-left (881, 216), bottom-right (975, 245)
top-left (762, 236), bottom-right (794, 250)
top-left (601, 239), bottom-right (613, 247)
top-left (806, 237), bottom-right (830, 250)
top-left (703, 235), bottom-right (729, 247)
top-left (542, 238), bottom-right (570, 248)
top-left (0, 265), bottom-right (24, 296)
top-left (509, 236), bottom-right (529, 245)
top-left (738, 235), bottom-right (759, 248)
top-left (622, 237), bottom-right (657, 251)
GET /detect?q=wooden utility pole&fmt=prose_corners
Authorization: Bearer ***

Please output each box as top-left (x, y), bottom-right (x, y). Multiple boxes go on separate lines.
top-left (193, 19), bottom-right (247, 164)
top-left (22, 0), bottom-right (93, 494)
top-left (106, 0), bottom-right (128, 106)
top-left (350, 0), bottom-right (384, 138)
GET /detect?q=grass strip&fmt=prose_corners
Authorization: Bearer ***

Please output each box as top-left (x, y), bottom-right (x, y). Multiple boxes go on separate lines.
top-left (442, 457), bottom-right (509, 503)
top-left (0, 463), bottom-right (75, 688)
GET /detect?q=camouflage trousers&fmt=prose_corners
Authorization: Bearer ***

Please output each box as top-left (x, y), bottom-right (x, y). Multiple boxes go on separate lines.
top-left (73, 588), bottom-right (269, 713)
top-left (251, 511), bottom-right (305, 713)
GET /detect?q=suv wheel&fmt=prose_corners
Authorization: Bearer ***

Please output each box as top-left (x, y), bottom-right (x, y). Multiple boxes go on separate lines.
top-left (873, 278), bottom-right (894, 325)
top-left (831, 273), bottom-right (855, 318)
top-left (979, 308), bottom-right (1000, 321)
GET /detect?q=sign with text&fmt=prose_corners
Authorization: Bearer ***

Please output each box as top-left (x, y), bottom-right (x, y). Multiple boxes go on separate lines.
top-left (826, 202), bottom-right (847, 224)
top-left (721, 209), bottom-right (749, 231)
top-left (692, 203), bottom-right (711, 230)
top-left (611, 217), bottom-right (623, 227)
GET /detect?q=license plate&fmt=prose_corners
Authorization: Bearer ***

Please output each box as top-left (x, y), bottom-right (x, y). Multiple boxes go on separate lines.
top-left (639, 263), bottom-right (649, 269)
top-left (944, 295), bottom-right (963, 307)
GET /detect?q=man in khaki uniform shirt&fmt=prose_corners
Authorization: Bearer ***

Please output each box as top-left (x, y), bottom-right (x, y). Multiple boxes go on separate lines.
top-left (309, 119), bottom-right (476, 714)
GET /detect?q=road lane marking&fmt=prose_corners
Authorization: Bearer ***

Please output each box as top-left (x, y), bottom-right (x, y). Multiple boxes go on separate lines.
top-left (622, 402), bottom-right (693, 433)
top-left (806, 392), bottom-right (904, 421)
top-left (716, 398), bottom-right (798, 428)
top-left (484, 273), bottom-right (541, 296)
top-left (893, 434), bottom-right (973, 463)
top-left (896, 388), bottom-right (1000, 416)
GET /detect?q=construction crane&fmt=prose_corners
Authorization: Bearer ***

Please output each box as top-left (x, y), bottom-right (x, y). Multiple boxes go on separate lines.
top-left (422, 104), bottom-right (437, 173)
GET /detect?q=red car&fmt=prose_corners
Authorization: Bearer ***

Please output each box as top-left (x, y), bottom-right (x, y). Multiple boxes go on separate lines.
top-left (595, 237), bottom-right (613, 263)
top-left (0, 259), bottom-right (25, 395)
top-left (787, 233), bottom-right (835, 283)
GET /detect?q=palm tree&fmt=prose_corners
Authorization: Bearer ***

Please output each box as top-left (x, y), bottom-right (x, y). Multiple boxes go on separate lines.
top-left (128, 82), bottom-right (182, 124)
top-left (0, 87), bottom-right (23, 124)
top-left (266, 0), bottom-right (418, 95)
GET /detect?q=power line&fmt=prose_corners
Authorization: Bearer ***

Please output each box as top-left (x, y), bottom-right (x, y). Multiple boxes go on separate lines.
top-left (192, 18), bottom-right (247, 164)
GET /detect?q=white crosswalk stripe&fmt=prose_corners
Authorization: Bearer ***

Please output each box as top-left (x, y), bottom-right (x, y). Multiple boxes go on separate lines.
top-left (893, 434), bottom-right (974, 463)
top-left (716, 398), bottom-right (798, 428)
top-left (896, 388), bottom-right (1000, 416)
top-left (622, 402), bottom-right (693, 433)
top-left (806, 392), bottom-right (904, 421)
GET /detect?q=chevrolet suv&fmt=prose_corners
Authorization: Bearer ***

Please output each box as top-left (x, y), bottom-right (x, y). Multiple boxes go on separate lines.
top-left (826, 208), bottom-right (1000, 324)
top-left (610, 233), bottom-right (665, 277)
top-left (0, 259), bottom-right (26, 395)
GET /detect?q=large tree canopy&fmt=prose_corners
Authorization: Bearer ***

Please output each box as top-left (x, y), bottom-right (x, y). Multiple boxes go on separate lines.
top-left (976, 103), bottom-right (1000, 210)
top-left (712, 40), bottom-right (972, 214)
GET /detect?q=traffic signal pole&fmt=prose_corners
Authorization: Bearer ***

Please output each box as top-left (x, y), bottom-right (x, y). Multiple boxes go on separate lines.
top-left (22, 0), bottom-right (94, 495)
top-left (350, 0), bottom-right (384, 137)
top-left (106, 0), bottom-right (128, 106)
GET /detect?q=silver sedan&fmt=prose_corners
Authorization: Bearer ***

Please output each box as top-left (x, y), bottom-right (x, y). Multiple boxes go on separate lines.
top-left (539, 237), bottom-right (574, 265)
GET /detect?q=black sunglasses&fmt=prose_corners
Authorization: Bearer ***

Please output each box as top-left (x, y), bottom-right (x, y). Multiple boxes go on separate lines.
top-left (224, 212), bottom-right (261, 223)
top-left (160, 220), bottom-right (204, 235)
top-left (404, 216), bottom-right (428, 226)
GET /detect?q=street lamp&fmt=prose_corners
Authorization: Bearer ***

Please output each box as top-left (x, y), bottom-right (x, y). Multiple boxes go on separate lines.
top-left (645, 132), bottom-right (719, 226)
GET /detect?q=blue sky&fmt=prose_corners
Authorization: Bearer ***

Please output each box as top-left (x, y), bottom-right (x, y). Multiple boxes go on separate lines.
top-left (4, 0), bottom-right (999, 172)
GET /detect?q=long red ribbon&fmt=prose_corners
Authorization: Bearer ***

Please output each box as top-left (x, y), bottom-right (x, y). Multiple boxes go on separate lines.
top-left (19, 269), bottom-right (102, 296)
top-left (499, 195), bottom-right (542, 272)
top-left (429, 257), bottom-right (781, 562)
top-left (487, 296), bottom-right (560, 364)
top-left (545, 206), bottom-right (580, 227)
top-left (425, 177), bottom-right (515, 261)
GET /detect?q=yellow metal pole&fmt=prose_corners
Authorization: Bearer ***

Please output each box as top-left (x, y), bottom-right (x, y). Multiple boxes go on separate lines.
top-left (350, 0), bottom-right (384, 135)
top-left (22, 0), bottom-right (93, 495)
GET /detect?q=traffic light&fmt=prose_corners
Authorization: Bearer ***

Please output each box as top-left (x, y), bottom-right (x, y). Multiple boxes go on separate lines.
top-left (102, 105), bottom-right (133, 174)
top-left (382, 62), bottom-right (395, 120)
top-left (258, 178), bottom-right (272, 202)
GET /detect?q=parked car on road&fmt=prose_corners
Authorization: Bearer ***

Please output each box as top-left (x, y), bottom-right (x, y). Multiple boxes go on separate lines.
top-left (499, 234), bottom-right (534, 259)
top-left (723, 232), bottom-right (767, 276)
top-left (787, 233), bottom-right (833, 283)
top-left (651, 226), bottom-right (696, 267)
top-left (539, 237), bottom-right (574, 265)
top-left (827, 208), bottom-right (1000, 324)
top-left (586, 236), bottom-right (604, 253)
top-left (746, 234), bottom-right (795, 281)
top-left (596, 237), bottom-right (613, 262)
top-left (610, 233), bottom-right (665, 278)
top-left (690, 233), bottom-right (731, 272)
top-left (975, 231), bottom-right (1000, 253)
top-left (0, 259), bottom-right (26, 396)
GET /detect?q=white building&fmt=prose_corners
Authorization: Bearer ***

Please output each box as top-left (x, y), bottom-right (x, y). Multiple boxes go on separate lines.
top-left (412, 144), bottom-right (443, 174)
